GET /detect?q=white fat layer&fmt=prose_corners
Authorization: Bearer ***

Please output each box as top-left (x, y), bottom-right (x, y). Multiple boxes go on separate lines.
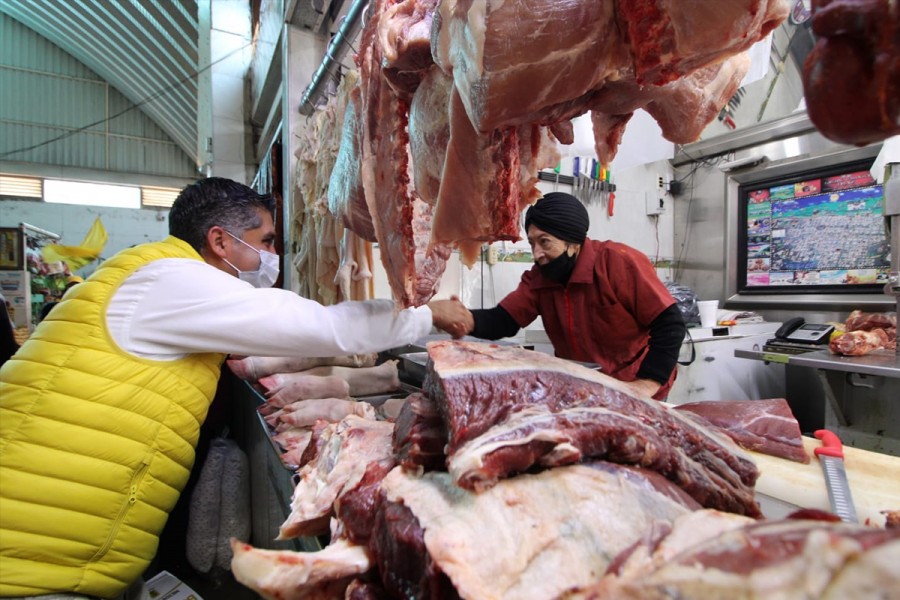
top-left (381, 464), bottom-right (694, 600)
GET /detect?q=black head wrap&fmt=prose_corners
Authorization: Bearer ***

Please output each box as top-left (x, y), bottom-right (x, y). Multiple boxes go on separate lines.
top-left (524, 192), bottom-right (589, 244)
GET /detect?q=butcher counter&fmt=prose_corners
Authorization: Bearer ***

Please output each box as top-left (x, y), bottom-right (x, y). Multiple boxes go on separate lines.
top-left (735, 347), bottom-right (900, 457)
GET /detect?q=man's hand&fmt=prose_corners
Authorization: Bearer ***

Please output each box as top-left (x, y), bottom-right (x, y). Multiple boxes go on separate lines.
top-left (428, 297), bottom-right (474, 339)
top-left (624, 378), bottom-right (662, 399)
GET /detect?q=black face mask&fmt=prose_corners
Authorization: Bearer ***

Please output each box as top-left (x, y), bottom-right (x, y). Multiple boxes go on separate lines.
top-left (538, 248), bottom-right (578, 284)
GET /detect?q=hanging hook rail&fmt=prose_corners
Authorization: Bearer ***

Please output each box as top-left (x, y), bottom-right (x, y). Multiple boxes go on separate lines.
top-left (298, 0), bottom-right (368, 116)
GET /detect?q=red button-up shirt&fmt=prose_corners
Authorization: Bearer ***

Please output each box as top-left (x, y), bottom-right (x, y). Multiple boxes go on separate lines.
top-left (500, 238), bottom-right (678, 398)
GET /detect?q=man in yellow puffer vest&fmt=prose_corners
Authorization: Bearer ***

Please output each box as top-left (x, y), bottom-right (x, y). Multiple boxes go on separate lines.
top-left (0, 177), bottom-right (471, 599)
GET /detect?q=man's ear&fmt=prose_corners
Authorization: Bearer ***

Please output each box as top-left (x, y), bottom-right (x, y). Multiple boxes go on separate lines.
top-left (205, 226), bottom-right (230, 259)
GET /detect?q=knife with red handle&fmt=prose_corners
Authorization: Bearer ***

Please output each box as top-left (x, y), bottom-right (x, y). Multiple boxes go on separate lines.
top-left (814, 429), bottom-right (858, 523)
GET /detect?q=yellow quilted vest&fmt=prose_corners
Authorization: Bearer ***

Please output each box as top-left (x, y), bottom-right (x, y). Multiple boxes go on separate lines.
top-left (0, 236), bottom-right (225, 599)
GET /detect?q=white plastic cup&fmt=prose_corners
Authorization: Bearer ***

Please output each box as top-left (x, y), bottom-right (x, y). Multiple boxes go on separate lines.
top-left (697, 300), bottom-right (719, 328)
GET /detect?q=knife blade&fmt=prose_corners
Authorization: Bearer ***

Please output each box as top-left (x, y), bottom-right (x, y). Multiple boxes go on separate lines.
top-left (814, 429), bottom-right (858, 523)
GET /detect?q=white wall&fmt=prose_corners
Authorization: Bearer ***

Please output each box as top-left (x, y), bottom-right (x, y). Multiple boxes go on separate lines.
top-left (0, 199), bottom-right (169, 276)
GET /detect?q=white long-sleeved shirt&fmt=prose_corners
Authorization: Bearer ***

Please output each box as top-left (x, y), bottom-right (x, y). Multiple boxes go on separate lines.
top-left (107, 258), bottom-right (433, 360)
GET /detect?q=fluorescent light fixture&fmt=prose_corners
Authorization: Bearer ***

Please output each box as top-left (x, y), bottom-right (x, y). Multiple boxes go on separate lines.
top-left (719, 155), bottom-right (768, 172)
top-left (44, 179), bottom-right (140, 209)
top-left (0, 174), bottom-right (43, 198)
top-left (142, 186), bottom-right (180, 208)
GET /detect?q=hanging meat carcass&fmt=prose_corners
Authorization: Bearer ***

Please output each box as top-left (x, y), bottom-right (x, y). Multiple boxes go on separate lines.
top-left (355, 0), bottom-right (454, 306)
top-left (345, 0), bottom-right (789, 303)
top-left (802, 0), bottom-right (900, 146)
top-left (328, 72), bottom-right (377, 243)
top-left (432, 0), bottom-right (789, 164)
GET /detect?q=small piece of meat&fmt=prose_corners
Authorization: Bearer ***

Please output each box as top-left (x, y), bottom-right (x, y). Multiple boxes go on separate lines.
top-left (230, 538), bottom-right (371, 600)
top-left (844, 310), bottom-right (897, 349)
top-left (258, 373), bottom-right (351, 407)
top-left (674, 399), bottom-right (809, 463)
top-left (829, 329), bottom-right (889, 356)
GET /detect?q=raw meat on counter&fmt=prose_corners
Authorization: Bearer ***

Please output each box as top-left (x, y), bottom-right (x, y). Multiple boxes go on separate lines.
top-left (674, 398), bottom-right (810, 463)
top-left (425, 341), bottom-right (760, 516)
top-left (566, 510), bottom-right (900, 599)
top-left (227, 353), bottom-right (377, 382)
top-left (830, 328), bottom-right (891, 356)
top-left (829, 309), bottom-right (896, 356)
top-left (232, 340), bottom-right (900, 599)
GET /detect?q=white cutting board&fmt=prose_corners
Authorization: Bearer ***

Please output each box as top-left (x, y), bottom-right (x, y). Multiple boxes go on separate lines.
top-left (751, 437), bottom-right (900, 527)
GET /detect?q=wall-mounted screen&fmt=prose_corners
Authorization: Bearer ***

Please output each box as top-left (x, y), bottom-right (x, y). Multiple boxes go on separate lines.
top-left (737, 160), bottom-right (889, 294)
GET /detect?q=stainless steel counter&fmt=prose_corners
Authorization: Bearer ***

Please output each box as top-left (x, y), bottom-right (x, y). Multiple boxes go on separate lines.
top-left (735, 348), bottom-right (900, 377)
top-left (788, 349), bottom-right (900, 378)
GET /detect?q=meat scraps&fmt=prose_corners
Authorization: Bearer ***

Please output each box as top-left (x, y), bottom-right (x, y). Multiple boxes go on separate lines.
top-left (231, 538), bottom-right (372, 600)
top-left (279, 415), bottom-right (396, 540)
top-left (424, 340), bottom-right (761, 516)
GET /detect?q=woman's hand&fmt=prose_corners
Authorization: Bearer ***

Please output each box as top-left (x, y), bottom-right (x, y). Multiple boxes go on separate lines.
top-left (428, 297), bottom-right (474, 339)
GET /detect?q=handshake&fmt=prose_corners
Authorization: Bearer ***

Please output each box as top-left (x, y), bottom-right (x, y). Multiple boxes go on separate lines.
top-left (427, 297), bottom-right (474, 339)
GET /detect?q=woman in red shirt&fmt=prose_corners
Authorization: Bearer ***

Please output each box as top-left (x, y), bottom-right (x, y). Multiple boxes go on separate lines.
top-left (458, 192), bottom-right (685, 400)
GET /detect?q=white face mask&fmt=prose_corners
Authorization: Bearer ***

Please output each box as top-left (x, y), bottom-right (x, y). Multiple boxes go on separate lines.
top-left (223, 230), bottom-right (280, 288)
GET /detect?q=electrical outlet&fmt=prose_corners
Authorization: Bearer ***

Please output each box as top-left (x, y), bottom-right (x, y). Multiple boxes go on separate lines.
top-left (646, 192), bottom-right (665, 215)
top-left (657, 174), bottom-right (665, 189)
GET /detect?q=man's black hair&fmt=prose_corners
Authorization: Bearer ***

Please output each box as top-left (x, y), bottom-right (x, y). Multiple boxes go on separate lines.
top-left (168, 177), bottom-right (276, 252)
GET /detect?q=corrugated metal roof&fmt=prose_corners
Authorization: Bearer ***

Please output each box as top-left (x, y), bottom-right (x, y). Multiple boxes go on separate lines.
top-left (0, 0), bottom-right (201, 166)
